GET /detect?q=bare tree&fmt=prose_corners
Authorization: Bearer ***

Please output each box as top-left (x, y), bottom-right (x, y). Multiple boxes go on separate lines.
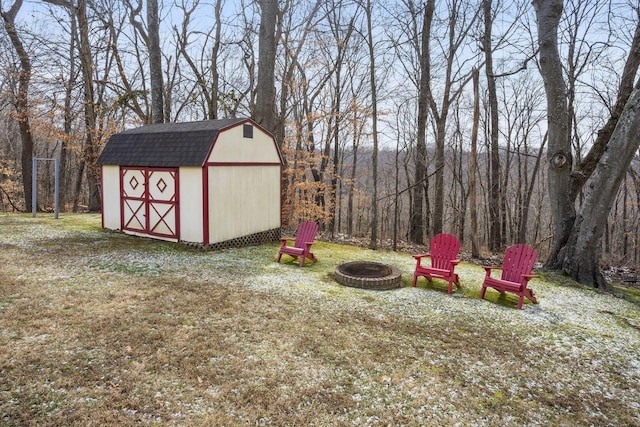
top-left (173, 0), bottom-right (223, 120)
top-left (44, 0), bottom-right (101, 211)
top-left (496, 72), bottom-right (546, 244)
top-left (358, 0), bottom-right (380, 249)
top-left (1, 0), bottom-right (33, 212)
top-left (122, 0), bottom-right (153, 121)
top-left (425, 0), bottom-right (480, 236)
top-left (147, 0), bottom-right (164, 123)
top-left (346, 73), bottom-right (368, 235)
top-left (562, 87), bottom-right (640, 287)
top-left (568, 5), bottom-right (640, 200)
top-left (323, 1), bottom-right (356, 234)
top-left (533, 0), bottom-right (573, 265)
top-left (276, 0), bottom-right (325, 224)
top-left (469, 67), bottom-right (480, 257)
top-left (483, 0), bottom-right (501, 250)
top-left (536, 0), bottom-right (640, 264)
top-left (410, 0), bottom-right (434, 244)
top-left (96, 4), bottom-right (147, 122)
top-left (254, 0), bottom-right (278, 135)
top-left (75, 0), bottom-right (100, 211)
top-left (535, 0), bottom-right (640, 286)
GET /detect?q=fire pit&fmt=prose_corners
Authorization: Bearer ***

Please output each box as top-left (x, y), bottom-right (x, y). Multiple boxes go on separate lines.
top-left (334, 261), bottom-right (402, 290)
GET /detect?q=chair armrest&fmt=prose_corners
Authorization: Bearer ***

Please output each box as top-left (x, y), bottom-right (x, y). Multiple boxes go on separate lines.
top-left (412, 253), bottom-right (431, 268)
top-left (483, 265), bottom-right (502, 276)
top-left (451, 259), bottom-right (461, 265)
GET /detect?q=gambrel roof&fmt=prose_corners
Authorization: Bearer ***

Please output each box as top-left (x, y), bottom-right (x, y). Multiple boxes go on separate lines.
top-left (97, 118), bottom-right (254, 167)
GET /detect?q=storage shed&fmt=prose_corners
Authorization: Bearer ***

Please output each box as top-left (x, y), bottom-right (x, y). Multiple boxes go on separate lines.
top-left (96, 118), bottom-right (282, 249)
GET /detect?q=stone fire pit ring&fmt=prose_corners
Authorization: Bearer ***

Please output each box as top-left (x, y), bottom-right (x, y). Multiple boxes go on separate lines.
top-left (334, 261), bottom-right (402, 290)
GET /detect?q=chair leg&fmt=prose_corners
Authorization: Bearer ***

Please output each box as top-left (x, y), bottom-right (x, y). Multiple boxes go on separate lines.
top-left (412, 274), bottom-right (418, 287)
top-left (516, 295), bottom-right (525, 309)
top-left (524, 288), bottom-right (537, 304)
top-left (479, 285), bottom-right (487, 300)
top-left (276, 252), bottom-right (283, 263)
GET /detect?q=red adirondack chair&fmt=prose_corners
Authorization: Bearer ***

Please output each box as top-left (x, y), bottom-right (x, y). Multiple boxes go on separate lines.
top-left (412, 233), bottom-right (461, 294)
top-left (480, 244), bottom-right (539, 309)
top-left (276, 221), bottom-right (319, 267)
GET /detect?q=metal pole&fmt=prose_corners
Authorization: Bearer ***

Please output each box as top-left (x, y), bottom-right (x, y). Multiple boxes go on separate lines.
top-left (54, 158), bottom-right (60, 219)
top-left (32, 157), bottom-right (37, 217)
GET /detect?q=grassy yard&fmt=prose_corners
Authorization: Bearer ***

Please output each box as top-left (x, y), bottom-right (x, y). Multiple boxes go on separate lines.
top-left (1, 213), bottom-right (639, 426)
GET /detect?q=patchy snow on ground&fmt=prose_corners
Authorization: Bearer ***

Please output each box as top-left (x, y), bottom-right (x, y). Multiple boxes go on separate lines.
top-left (1, 214), bottom-right (639, 426)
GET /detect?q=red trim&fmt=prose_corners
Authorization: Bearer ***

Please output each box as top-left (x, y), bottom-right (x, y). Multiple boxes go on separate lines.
top-left (100, 166), bottom-right (105, 229)
top-left (280, 163), bottom-right (283, 229)
top-left (174, 171), bottom-right (180, 240)
top-left (202, 165), bottom-right (210, 246)
top-left (119, 166), bottom-right (179, 240)
top-left (119, 167), bottom-right (125, 230)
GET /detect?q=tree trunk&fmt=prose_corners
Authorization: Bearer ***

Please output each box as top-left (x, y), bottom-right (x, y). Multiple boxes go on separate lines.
top-left (2, 0), bottom-right (34, 212)
top-left (76, 0), bottom-right (100, 211)
top-left (432, 118), bottom-right (446, 235)
top-left (517, 135), bottom-right (546, 243)
top-left (327, 11), bottom-right (355, 235)
top-left (428, 0), bottom-right (478, 236)
top-left (255, 0), bottom-right (278, 136)
top-left (364, 0), bottom-right (379, 249)
top-left (347, 105), bottom-right (359, 235)
top-left (147, 0), bottom-right (164, 123)
top-left (534, 0), bottom-right (640, 286)
top-left (533, 0), bottom-right (574, 269)
top-left (562, 87), bottom-right (640, 288)
top-left (469, 67), bottom-right (480, 257)
top-left (410, 0), bottom-right (434, 244)
top-left (210, 0), bottom-right (222, 119)
top-left (329, 66), bottom-right (341, 234)
top-left (484, 0), bottom-right (502, 250)
top-left (43, 0), bottom-right (100, 211)
top-left (60, 10), bottom-right (78, 211)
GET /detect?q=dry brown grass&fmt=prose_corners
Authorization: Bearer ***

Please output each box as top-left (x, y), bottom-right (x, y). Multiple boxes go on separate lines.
top-left (1, 213), bottom-right (639, 426)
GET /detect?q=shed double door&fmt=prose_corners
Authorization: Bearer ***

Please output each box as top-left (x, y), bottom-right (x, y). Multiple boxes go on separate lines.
top-left (120, 167), bottom-right (179, 239)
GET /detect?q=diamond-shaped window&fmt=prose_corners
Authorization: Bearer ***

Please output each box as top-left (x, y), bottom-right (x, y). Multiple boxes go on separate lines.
top-left (129, 176), bottom-right (139, 190)
top-left (156, 178), bottom-right (167, 193)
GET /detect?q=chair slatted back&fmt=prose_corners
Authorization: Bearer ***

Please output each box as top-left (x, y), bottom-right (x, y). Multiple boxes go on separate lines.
top-left (294, 221), bottom-right (318, 249)
top-left (501, 244), bottom-right (537, 284)
top-left (429, 233), bottom-right (461, 270)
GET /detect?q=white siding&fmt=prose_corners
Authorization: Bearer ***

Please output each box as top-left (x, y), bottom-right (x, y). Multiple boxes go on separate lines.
top-left (208, 165), bottom-right (280, 244)
top-left (101, 165), bottom-right (121, 230)
top-left (207, 125), bottom-right (280, 163)
top-left (179, 167), bottom-right (204, 243)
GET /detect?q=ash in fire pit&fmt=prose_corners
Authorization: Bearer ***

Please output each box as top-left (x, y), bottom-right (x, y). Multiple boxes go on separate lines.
top-left (334, 261), bottom-right (402, 290)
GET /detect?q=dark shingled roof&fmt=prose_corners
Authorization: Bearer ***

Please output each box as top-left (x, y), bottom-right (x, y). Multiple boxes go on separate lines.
top-left (97, 118), bottom-right (249, 167)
